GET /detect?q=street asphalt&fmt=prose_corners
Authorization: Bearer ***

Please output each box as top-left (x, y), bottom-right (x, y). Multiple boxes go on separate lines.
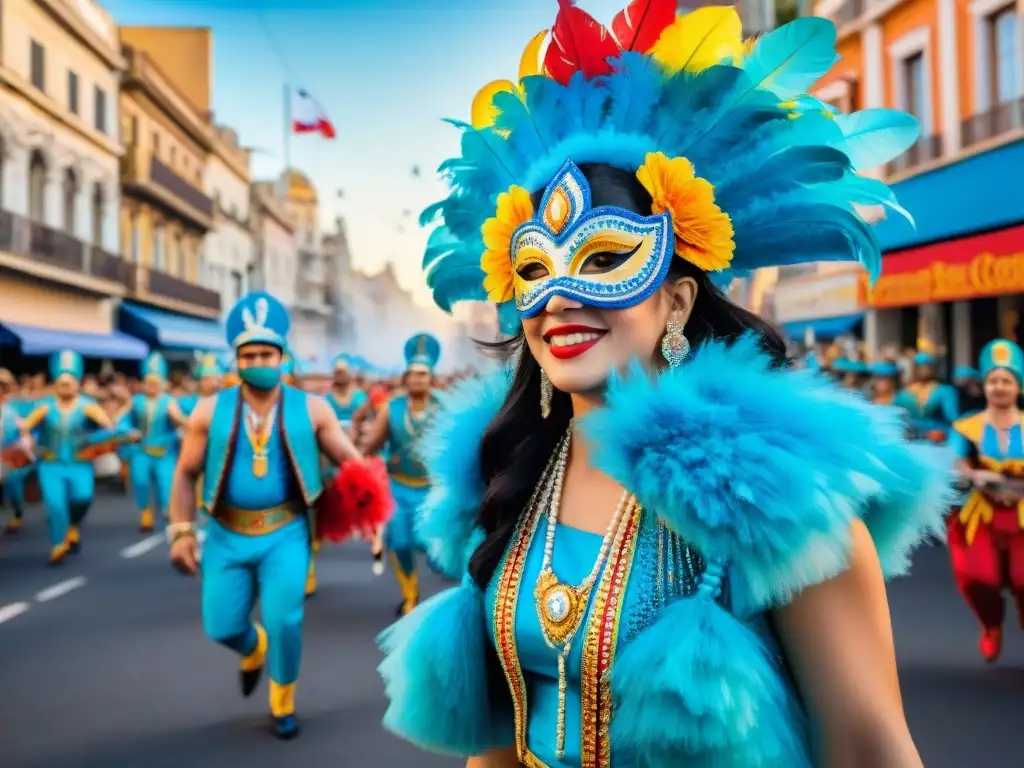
top-left (0, 493), bottom-right (1022, 767)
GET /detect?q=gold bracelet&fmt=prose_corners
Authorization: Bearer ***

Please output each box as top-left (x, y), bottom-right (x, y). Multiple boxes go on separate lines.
top-left (165, 522), bottom-right (196, 544)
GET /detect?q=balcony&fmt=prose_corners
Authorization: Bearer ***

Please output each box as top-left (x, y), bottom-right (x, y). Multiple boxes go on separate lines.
top-left (961, 98), bottom-right (1024, 150)
top-left (121, 149), bottom-right (214, 230)
top-left (123, 263), bottom-right (221, 318)
top-left (0, 209), bottom-right (126, 293)
top-left (885, 134), bottom-right (942, 177)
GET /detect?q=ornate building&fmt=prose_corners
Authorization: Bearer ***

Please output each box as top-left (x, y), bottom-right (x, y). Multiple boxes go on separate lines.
top-left (203, 125), bottom-right (254, 313)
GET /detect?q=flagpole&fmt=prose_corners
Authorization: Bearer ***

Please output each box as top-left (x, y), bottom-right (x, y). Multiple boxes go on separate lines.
top-left (281, 82), bottom-right (291, 196)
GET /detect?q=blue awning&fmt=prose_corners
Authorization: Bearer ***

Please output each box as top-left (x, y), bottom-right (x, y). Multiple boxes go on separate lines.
top-left (0, 323), bottom-right (149, 359)
top-left (120, 302), bottom-right (227, 352)
top-left (782, 312), bottom-right (864, 340)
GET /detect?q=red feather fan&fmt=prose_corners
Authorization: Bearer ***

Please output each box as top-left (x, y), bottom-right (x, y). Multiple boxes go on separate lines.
top-left (611, 0), bottom-right (676, 53)
top-left (544, 0), bottom-right (621, 84)
top-left (316, 456), bottom-right (393, 543)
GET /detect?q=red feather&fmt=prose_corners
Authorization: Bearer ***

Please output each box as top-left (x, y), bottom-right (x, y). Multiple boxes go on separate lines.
top-left (611, 0), bottom-right (676, 52)
top-left (316, 456), bottom-right (393, 543)
top-left (544, 0), bottom-right (621, 85)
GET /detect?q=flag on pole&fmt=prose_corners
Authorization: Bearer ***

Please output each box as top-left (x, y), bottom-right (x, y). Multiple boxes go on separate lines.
top-left (291, 88), bottom-right (336, 138)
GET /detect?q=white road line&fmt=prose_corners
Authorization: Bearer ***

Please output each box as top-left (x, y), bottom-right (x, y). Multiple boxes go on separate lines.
top-left (35, 577), bottom-right (86, 603)
top-left (120, 534), bottom-right (164, 559)
top-left (0, 602), bottom-right (30, 625)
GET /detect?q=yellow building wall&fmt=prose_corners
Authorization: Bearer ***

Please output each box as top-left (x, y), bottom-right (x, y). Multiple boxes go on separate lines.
top-left (0, 273), bottom-right (112, 334)
top-left (118, 27), bottom-right (212, 116)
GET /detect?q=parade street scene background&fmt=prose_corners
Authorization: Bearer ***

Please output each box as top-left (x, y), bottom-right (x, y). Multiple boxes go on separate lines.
top-left (1, 0), bottom-right (1023, 765)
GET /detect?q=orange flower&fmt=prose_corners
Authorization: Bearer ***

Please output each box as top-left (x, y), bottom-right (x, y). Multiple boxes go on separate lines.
top-left (636, 152), bottom-right (735, 272)
top-left (480, 185), bottom-right (534, 303)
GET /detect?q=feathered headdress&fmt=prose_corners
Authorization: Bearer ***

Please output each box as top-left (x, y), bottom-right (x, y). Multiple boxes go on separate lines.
top-left (421, 1), bottom-right (918, 333)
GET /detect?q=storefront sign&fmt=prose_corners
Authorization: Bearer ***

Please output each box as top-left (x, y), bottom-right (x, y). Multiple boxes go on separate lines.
top-left (773, 269), bottom-right (864, 323)
top-left (867, 224), bottom-right (1024, 308)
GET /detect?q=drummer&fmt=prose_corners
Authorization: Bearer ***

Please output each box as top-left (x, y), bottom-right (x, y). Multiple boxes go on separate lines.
top-left (949, 339), bottom-right (1024, 662)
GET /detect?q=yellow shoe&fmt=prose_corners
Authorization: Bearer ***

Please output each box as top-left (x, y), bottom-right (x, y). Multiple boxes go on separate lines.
top-left (5, 517), bottom-right (22, 533)
top-left (47, 541), bottom-right (70, 566)
top-left (305, 563), bottom-right (317, 598)
top-left (240, 623), bottom-right (268, 697)
top-left (139, 508), bottom-right (154, 532)
top-left (67, 525), bottom-right (81, 553)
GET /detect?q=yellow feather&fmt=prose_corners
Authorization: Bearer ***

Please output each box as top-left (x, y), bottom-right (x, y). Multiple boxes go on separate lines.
top-left (470, 79), bottom-right (517, 130)
top-left (519, 30), bottom-right (547, 81)
top-left (650, 6), bottom-right (745, 74)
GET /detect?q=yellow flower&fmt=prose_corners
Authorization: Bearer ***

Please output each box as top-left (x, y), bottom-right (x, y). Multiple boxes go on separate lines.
top-left (636, 152), bottom-right (735, 272)
top-left (480, 185), bottom-right (534, 303)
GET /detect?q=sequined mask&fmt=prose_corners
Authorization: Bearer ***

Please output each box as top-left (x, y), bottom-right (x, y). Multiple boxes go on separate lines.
top-left (510, 160), bottom-right (674, 317)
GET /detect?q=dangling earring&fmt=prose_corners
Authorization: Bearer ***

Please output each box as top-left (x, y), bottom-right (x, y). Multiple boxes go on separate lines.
top-left (539, 369), bottom-right (554, 419)
top-left (661, 312), bottom-right (690, 368)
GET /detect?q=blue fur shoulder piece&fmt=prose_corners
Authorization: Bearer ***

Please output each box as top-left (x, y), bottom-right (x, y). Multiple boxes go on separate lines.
top-left (583, 334), bottom-right (956, 615)
top-left (416, 368), bottom-right (513, 579)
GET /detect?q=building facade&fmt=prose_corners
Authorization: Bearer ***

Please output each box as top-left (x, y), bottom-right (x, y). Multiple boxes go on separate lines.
top-left (0, 0), bottom-right (145, 365)
top-left (116, 27), bottom-right (224, 356)
top-left (250, 181), bottom-right (298, 313)
top-left (203, 125), bottom-right (254, 313)
top-left (282, 169), bottom-right (333, 366)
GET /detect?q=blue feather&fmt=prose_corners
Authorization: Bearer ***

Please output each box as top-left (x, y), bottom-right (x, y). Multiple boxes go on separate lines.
top-left (741, 17), bottom-right (839, 99)
top-left (606, 52), bottom-right (664, 134)
top-left (833, 108), bottom-right (921, 171)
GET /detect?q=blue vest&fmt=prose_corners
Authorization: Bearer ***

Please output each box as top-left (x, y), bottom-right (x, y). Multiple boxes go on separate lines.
top-left (131, 393), bottom-right (178, 450)
top-left (36, 396), bottom-right (92, 463)
top-left (386, 394), bottom-right (435, 485)
top-left (222, 403), bottom-right (296, 510)
top-left (202, 385), bottom-right (322, 512)
top-left (326, 388), bottom-right (367, 427)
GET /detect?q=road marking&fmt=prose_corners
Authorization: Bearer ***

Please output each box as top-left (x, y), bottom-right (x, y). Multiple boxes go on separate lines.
top-left (0, 602), bottom-right (30, 625)
top-left (120, 534), bottom-right (164, 559)
top-left (35, 577), bottom-right (86, 603)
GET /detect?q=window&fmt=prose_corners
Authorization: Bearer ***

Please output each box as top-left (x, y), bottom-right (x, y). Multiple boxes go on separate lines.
top-left (28, 150), bottom-right (47, 222)
top-left (989, 6), bottom-right (1020, 104)
top-left (152, 224), bottom-right (165, 270)
top-left (130, 213), bottom-right (140, 262)
top-left (94, 87), bottom-right (107, 134)
top-left (68, 71), bottom-right (79, 114)
top-left (902, 53), bottom-right (927, 121)
top-left (30, 41), bottom-right (45, 92)
top-left (91, 183), bottom-right (104, 247)
top-left (62, 168), bottom-right (77, 234)
top-left (152, 132), bottom-right (160, 154)
top-left (131, 116), bottom-right (139, 146)
top-left (231, 270), bottom-right (243, 301)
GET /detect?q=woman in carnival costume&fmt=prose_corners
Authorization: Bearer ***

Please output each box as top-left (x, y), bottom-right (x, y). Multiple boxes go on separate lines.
top-left (121, 353), bottom-right (188, 532)
top-left (166, 291), bottom-right (389, 739)
top-left (361, 333), bottom-right (442, 614)
top-left (894, 345), bottom-right (959, 443)
top-left (19, 351), bottom-right (126, 564)
top-left (378, 4), bottom-right (954, 766)
top-left (948, 340), bottom-right (1024, 662)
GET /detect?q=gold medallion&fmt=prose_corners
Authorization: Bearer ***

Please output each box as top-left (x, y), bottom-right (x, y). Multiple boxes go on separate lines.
top-left (252, 453), bottom-right (268, 479)
top-left (534, 569), bottom-right (590, 646)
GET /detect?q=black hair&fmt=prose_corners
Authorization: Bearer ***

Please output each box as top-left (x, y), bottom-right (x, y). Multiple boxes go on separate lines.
top-left (470, 163), bottom-right (785, 595)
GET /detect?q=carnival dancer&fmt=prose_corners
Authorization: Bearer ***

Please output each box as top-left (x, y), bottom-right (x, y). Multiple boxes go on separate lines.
top-left (1, 369), bottom-right (29, 533)
top-left (377, 5), bottom-right (954, 765)
top-left (179, 353), bottom-right (223, 417)
top-left (953, 365), bottom-right (985, 417)
top-left (949, 340), bottom-right (1024, 663)
top-left (122, 353), bottom-right (188, 532)
top-left (895, 347), bottom-right (959, 442)
top-left (18, 351), bottom-right (124, 564)
top-left (870, 360), bottom-right (901, 405)
top-left (361, 333), bottom-right (441, 614)
top-left (326, 354), bottom-right (369, 440)
top-left (166, 290), bottom-right (388, 740)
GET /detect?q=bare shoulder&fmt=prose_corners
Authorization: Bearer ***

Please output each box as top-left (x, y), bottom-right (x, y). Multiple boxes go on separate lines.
top-left (306, 393), bottom-right (332, 423)
top-left (189, 396), bottom-right (216, 430)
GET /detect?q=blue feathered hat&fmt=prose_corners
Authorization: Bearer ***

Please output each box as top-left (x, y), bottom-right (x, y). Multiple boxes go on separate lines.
top-left (195, 352), bottom-right (222, 378)
top-left (49, 349), bottom-right (83, 382)
top-left (952, 365), bottom-right (980, 381)
top-left (226, 291), bottom-right (290, 351)
top-left (980, 339), bottom-right (1024, 383)
top-left (405, 334), bottom-right (441, 373)
top-left (419, 6), bottom-right (918, 333)
top-left (142, 352), bottom-right (168, 381)
top-left (871, 360), bottom-right (900, 378)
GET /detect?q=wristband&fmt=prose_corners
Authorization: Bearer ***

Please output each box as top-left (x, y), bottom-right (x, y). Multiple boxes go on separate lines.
top-left (166, 522), bottom-right (196, 544)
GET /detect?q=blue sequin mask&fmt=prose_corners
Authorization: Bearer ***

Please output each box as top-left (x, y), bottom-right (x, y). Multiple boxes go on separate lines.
top-left (510, 160), bottom-right (674, 317)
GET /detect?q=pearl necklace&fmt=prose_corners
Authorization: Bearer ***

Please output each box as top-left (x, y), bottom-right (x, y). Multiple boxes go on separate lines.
top-left (532, 425), bottom-right (635, 759)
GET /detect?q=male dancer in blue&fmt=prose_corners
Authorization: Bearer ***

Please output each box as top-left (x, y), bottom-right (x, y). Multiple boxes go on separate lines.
top-left (360, 333), bottom-right (441, 615)
top-left (122, 353), bottom-right (187, 532)
top-left (167, 291), bottom-right (372, 740)
top-left (179, 353), bottom-right (223, 417)
top-left (0, 369), bottom-right (29, 533)
top-left (19, 351), bottom-right (118, 564)
top-left (326, 354), bottom-right (368, 440)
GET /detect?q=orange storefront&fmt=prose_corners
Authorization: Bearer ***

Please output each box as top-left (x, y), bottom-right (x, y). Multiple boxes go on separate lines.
top-left (863, 224), bottom-right (1024, 362)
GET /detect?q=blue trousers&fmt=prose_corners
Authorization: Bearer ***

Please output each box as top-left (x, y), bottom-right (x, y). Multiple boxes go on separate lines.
top-left (37, 462), bottom-right (94, 548)
top-left (3, 474), bottom-right (25, 517)
top-left (201, 515), bottom-right (310, 686)
top-left (129, 450), bottom-right (177, 519)
top-left (385, 479), bottom-right (428, 578)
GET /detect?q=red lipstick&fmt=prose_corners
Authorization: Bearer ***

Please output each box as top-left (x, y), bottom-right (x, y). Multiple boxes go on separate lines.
top-left (544, 324), bottom-right (606, 360)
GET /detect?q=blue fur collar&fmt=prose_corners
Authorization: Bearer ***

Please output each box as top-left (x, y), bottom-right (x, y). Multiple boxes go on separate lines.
top-left (418, 336), bottom-right (954, 612)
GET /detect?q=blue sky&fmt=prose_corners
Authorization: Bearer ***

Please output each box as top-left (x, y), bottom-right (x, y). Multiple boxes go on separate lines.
top-left (101, 0), bottom-right (628, 303)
